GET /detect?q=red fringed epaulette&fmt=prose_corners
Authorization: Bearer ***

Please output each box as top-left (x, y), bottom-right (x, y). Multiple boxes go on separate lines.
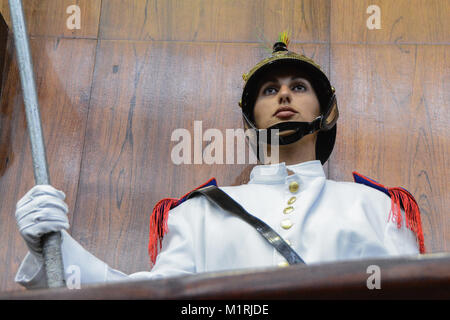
top-left (148, 177), bottom-right (218, 265)
top-left (352, 172), bottom-right (425, 254)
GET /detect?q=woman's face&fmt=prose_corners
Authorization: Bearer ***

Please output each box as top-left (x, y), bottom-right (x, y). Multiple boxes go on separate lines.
top-left (253, 69), bottom-right (320, 130)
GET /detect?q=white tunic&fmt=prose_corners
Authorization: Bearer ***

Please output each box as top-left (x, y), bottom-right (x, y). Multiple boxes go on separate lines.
top-left (15, 160), bottom-right (419, 289)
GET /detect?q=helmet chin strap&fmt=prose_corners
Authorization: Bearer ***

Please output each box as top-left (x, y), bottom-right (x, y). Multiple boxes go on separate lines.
top-left (243, 113), bottom-right (323, 146)
top-left (263, 119), bottom-right (322, 145)
top-left (243, 114), bottom-right (323, 164)
top-left (243, 93), bottom-right (337, 147)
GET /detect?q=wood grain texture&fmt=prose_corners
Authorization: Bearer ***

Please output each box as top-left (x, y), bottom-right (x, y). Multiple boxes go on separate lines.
top-left (70, 40), bottom-right (329, 275)
top-left (99, 0), bottom-right (330, 42)
top-left (0, 0), bottom-right (101, 38)
top-left (331, 0), bottom-right (450, 44)
top-left (328, 44), bottom-right (449, 253)
top-left (0, 37), bottom-right (96, 291)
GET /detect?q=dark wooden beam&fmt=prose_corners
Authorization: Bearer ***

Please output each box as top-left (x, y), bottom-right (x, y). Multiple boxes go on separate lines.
top-left (2, 254), bottom-right (449, 299)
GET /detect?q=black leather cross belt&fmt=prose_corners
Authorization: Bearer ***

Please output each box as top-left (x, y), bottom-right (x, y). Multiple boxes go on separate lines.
top-left (187, 185), bottom-right (305, 265)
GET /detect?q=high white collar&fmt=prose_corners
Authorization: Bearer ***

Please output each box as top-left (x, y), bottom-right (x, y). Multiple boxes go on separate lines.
top-left (249, 160), bottom-right (325, 184)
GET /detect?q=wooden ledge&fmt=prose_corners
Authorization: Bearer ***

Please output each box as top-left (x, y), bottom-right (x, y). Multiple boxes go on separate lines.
top-left (2, 253), bottom-right (449, 300)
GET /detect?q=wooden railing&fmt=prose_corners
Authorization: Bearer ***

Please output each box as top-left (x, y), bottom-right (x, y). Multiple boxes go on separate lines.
top-left (2, 253), bottom-right (449, 299)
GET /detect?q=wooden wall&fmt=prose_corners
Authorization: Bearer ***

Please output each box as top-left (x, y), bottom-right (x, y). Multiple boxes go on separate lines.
top-left (0, 0), bottom-right (448, 292)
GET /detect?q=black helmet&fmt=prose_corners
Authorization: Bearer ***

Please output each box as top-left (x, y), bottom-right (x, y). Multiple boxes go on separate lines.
top-left (239, 33), bottom-right (338, 164)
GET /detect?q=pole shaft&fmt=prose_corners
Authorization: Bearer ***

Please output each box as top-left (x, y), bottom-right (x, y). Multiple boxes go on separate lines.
top-left (8, 0), bottom-right (65, 288)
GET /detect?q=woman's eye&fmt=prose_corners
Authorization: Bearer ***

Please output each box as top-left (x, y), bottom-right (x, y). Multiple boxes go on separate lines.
top-left (292, 84), bottom-right (306, 91)
top-left (263, 87), bottom-right (277, 95)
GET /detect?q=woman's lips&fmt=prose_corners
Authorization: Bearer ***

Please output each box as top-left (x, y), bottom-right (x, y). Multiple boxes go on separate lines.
top-left (275, 110), bottom-right (297, 119)
top-left (273, 106), bottom-right (298, 119)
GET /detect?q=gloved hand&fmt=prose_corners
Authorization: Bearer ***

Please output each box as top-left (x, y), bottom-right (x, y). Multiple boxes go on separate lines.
top-left (15, 185), bottom-right (69, 261)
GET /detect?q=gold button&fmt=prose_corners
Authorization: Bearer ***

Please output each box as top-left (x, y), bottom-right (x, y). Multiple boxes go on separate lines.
top-left (278, 261), bottom-right (289, 268)
top-left (285, 239), bottom-right (291, 246)
top-left (289, 181), bottom-right (299, 193)
top-left (281, 219), bottom-right (293, 229)
top-left (283, 206), bottom-right (294, 214)
top-left (287, 196), bottom-right (297, 205)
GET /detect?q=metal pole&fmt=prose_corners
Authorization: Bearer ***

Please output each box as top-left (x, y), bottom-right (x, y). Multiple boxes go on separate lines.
top-left (8, 0), bottom-right (65, 288)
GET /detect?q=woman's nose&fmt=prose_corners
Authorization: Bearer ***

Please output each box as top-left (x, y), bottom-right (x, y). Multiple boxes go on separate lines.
top-left (278, 85), bottom-right (291, 104)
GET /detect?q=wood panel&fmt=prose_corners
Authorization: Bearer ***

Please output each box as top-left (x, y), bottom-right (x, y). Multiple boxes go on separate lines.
top-left (98, 0), bottom-right (330, 42)
top-left (71, 40), bottom-right (329, 275)
top-left (328, 44), bottom-right (449, 253)
top-left (331, 0), bottom-right (450, 44)
top-left (0, 37), bottom-right (97, 291)
top-left (0, 0), bottom-right (101, 38)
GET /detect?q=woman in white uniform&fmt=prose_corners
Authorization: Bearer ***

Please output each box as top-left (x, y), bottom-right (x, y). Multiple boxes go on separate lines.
top-left (14, 33), bottom-right (425, 289)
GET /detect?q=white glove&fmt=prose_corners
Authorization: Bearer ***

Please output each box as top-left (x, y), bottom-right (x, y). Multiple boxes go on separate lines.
top-left (15, 185), bottom-right (69, 261)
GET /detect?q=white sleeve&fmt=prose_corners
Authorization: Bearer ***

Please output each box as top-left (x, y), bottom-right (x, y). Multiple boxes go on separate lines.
top-left (15, 230), bottom-right (128, 289)
top-left (15, 200), bottom-right (199, 289)
top-left (382, 208), bottom-right (420, 256)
